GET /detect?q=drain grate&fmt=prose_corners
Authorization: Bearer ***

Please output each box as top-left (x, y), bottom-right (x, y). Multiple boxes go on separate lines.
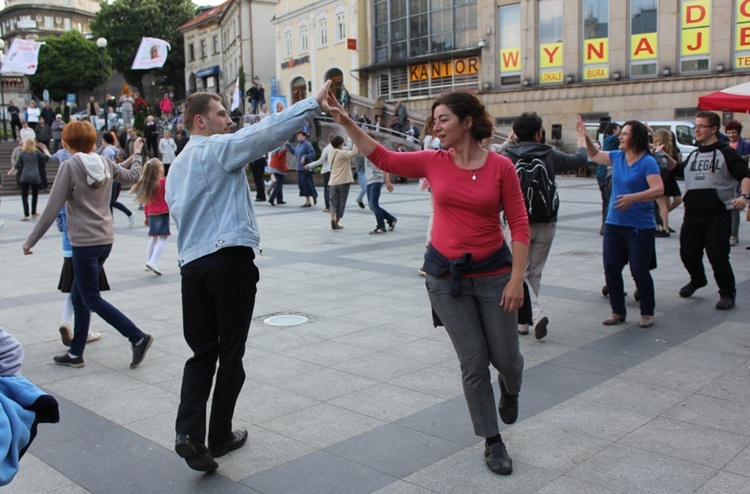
top-left (263, 314), bottom-right (310, 326)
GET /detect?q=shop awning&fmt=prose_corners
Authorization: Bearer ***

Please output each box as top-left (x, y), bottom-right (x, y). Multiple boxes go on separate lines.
top-left (195, 65), bottom-right (220, 78)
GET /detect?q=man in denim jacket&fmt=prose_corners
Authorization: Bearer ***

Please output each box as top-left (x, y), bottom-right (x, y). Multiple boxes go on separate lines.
top-left (166, 81), bottom-right (332, 472)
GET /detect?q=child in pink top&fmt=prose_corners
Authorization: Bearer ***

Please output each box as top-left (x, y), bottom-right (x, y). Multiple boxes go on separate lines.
top-left (130, 159), bottom-right (170, 275)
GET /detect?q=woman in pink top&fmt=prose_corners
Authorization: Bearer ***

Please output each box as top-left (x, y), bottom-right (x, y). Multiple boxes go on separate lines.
top-left (327, 90), bottom-right (529, 476)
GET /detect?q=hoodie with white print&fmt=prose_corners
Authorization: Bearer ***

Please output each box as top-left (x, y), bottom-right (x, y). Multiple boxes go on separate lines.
top-left (25, 152), bottom-right (142, 249)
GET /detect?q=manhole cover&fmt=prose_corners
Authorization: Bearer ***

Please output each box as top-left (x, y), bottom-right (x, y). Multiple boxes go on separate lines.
top-left (264, 314), bottom-right (309, 326)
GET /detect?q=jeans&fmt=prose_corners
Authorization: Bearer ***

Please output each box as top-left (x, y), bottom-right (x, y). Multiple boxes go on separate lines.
top-left (367, 182), bottom-right (395, 229)
top-left (356, 171), bottom-right (367, 204)
top-left (425, 272), bottom-right (524, 438)
top-left (526, 222), bottom-right (556, 322)
top-left (20, 183), bottom-right (39, 217)
top-left (110, 182), bottom-right (133, 218)
top-left (70, 244), bottom-right (145, 357)
top-left (680, 211), bottom-right (735, 299)
top-left (603, 224), bottom-right (656, 316)
top-left (250, 162), bottom-right (266, 201)
top-left (269, 173), bottom-right (285, 203)
top-left (175, 248), bottom-right (258, 445)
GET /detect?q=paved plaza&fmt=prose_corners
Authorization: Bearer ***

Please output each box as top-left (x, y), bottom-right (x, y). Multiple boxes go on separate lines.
top-left (0, 176), bottom-right (749, 494)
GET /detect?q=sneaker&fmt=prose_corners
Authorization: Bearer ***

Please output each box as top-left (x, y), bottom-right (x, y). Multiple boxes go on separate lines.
top-left (322, 208), bottom-right (330, 212)
top-left (145, 262), bottom-right (162, 275)
top-left (53, 352), bottom-right (85, 368)
top-left (533, 316), bottom-right (548, 340)
top-left (59, 322), bottom-right (73, 346)
top-left (417, 266), bottom-right (426, 276)
top-left (20, 216), bottom-right (30, 221)
top-left (387, 218), bottom-right (397, 231)
top-left (679, 281), bottom-right (707, 298)
top-left (715, 296), bottom-right (735, 310)
top-left (517, 324), bottom-right (529, 335)
top-left (87, 332), bottom-right (101, 343)
top-left (484, 442), bottom-right (513, 475)
top-left (130, 334), bottom-right (154, 368)
top-left (369, 226), bottom-right (387, 234)
top-left (730, 236), bottom-right (739, 246)
top-left (128, 215), bottom-right (135, 227)
top-left (32, 212), bottom-right (41, 217)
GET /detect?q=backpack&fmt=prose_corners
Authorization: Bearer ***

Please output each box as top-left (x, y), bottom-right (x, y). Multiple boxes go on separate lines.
top-left (514, 156), bottom-right (559, 223)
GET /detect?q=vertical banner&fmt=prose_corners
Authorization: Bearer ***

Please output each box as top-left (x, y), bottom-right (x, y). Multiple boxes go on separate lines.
top-left (736, 0), bottom-right (750, 68)
top-left (583, 38), bottom-right (609, 80)
top-left (230, 76), bottom-right (241, 112)
top-left (681, 0), bottom-right (710, 57)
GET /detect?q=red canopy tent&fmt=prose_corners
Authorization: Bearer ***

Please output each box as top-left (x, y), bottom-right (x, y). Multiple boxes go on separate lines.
top-left (698, 81), bottom-right (750, 112)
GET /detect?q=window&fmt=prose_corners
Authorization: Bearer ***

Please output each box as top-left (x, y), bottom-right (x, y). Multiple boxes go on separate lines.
top-left (335, 12), bottom-right (345, 42)
top-left (284, 30), bottom-right (292, 58)
top-left (498, 4), bottom-right (521, 86)
top-left (538, 0), bottom-right (563, 84)
top-left (318, 18), bottom-right (328, 47)
top-left (63, 18), bottom-right (71, 30)
top-left (44, 16), bottom-right (54, 29)
top-left (200, 39), bottom-right (207, 58)
top-left (630, 0), bottom-right (658, 77)
top-left (679, 0), bottom-right (710, 73)
top-left (188, 43), bottom-right (195, 62)
top-left (213, 35), bottom-right (219, 54)
top-left (300, 25), bottom-right (309, 53)
top-left (582, 0), bottom-right (609, 81)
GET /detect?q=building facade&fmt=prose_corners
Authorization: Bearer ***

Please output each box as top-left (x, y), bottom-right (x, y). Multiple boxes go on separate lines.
top-left (272, 0), bottom-right (367, 107)
top-left (179, 0), bottom-right (278, 110)
top-left (353, 0), bottom-right (749, 148)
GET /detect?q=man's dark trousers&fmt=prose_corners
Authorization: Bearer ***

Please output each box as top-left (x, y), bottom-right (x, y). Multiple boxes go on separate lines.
top-left (175, 247), bottom-right (258, 446)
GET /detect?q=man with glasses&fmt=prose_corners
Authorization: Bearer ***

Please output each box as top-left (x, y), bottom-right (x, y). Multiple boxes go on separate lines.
top-left (675, 111), bottom-right (750, 310)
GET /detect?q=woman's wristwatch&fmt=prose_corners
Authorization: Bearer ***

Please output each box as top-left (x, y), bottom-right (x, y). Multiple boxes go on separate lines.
top-left (741, 193), bottom-right (750, 200)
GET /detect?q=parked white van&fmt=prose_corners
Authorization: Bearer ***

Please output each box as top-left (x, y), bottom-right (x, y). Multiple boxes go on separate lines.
top-left (647, 121), bottom-right (697, 157)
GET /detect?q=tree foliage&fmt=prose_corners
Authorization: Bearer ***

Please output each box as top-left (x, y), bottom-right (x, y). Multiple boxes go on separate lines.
top-left (28, 30), bottom-right (111, 102)
top-left (90, 0), bottom-right (194, 97)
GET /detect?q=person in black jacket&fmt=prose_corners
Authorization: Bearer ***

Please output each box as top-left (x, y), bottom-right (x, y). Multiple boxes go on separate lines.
top-left (8, 101), bottom-right (22, 141)
top-left (675, 111), bottom-right (750, 310)
top-left (144, 116), bottom-right (158, 158)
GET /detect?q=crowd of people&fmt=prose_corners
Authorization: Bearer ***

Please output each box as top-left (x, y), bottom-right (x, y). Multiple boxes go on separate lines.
top-left (3, 83), bottom-right (750, 482)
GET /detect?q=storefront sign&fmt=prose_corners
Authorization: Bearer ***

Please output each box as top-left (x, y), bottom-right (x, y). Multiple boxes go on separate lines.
top-left (408, 57), bottom-right (479, 82)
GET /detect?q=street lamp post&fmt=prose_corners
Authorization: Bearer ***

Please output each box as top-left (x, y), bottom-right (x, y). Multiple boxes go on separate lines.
top-left (96, 37), bottom-right (107, 129)
top-left (0, 39), bottom-right (7, 141)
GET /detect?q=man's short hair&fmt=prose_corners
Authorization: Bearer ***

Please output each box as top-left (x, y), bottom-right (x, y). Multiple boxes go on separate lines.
top-left (696, 111), bottom-right (721, 130)
top-left (184, 92), bottom-right (222, 132)
top-left (102, 132), bottom-right (115, 144)
top-left (512, 112), bottom-right (543, 142)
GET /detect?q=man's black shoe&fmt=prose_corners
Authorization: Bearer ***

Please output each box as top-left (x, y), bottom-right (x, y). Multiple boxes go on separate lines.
top-left (209, 429), bottom-right (248, 458)
top-left (130, 334), bottom-right (153, 368)
top-left (175, 434), bottom-right (218, 472)
top-left (498, 381), bottom-right (518, 425)
top-left (484, 442), bottom-right (513, 475)
top-left (715, 296), bottom-right (736, 310)
top-left (679, 281), bottom-right (707, 298)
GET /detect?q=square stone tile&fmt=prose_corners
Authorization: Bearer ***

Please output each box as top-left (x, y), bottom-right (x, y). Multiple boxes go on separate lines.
top-left (0, 453), bottom-right (78, 494)
top-left (242, 450), bottom-right (397, 494)
top-left (246, 353), bottom-right (323, 385)
top-left (394, 397), bottom-right (480, 447)
top-left (281, 340), bottom-right (373, 367)
top-left (333, 328), bottom-right (422, 352)
top-left (372, 481), bottom-right (436, 494)
top-left (620, 417), bottom-right (750, 469)
top-left (328, 383), bottom-right (444, 422)
top-left (725, 444), bottom-right (750, 478)
top-left (567, 443), bottom-right (716, 494)
top-left (260, 403), bottom-right (386, 449)
top-left (79, 384), bottom-right (180, 425)
top-left (695, 472), bottom-right (750, 494)
top-left (387, 364), bottom-right (464, 400)
top-left (332, 352), bottom-right (428, 382)
top-left (697, 364), bottom-right (750, 405)
top-left (533, 475), bottom-right (621, 494)
top-left (274, 367), bottom-right (377, 401)
top-left (381, 337), bottom-right (457, 365)
top-left (575, 377), bottom-right (689, 415)
top-left (662, 394), bottom-right (750, 435)
top-left (325, 424), bottom-right (465, 478)
top-left (402, 444), bottom-right (559, 494)
top-left (502, 421), bottom-right (610, 473)
top-left (233, 383), bottom-right (318, 424)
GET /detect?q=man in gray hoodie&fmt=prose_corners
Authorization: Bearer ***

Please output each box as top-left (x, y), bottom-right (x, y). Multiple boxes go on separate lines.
top-left (504, 112), bottom-right (588, 340)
